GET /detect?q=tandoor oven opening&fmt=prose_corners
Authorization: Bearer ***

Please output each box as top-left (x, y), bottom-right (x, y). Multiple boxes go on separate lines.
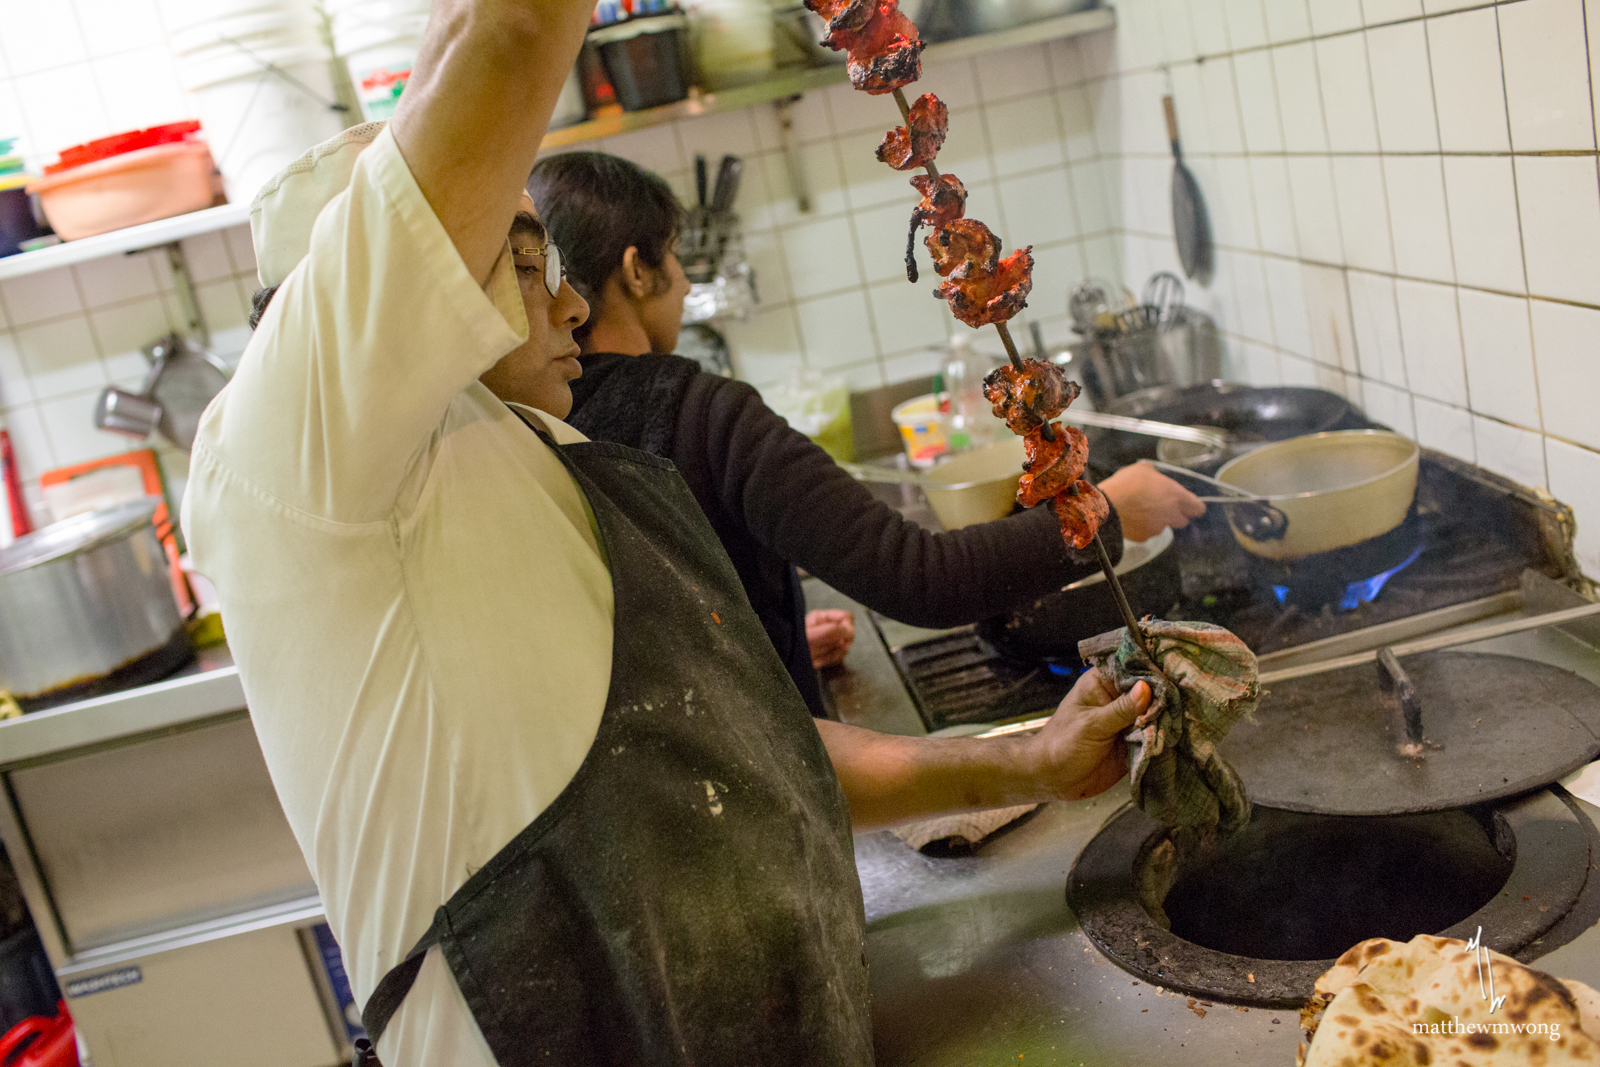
top-left (1156, 807), bottom-right (1512, 962)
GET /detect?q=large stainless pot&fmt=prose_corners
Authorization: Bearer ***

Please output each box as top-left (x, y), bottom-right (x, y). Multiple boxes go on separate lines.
top-left (1215, 430), bottom-right (1420, 561)
top-left (0, 498), bottom-right (192, 710)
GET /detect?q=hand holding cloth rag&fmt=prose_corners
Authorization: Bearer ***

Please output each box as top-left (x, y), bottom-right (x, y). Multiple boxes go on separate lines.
top-left (1079, 619), bottom-right (1259, 924)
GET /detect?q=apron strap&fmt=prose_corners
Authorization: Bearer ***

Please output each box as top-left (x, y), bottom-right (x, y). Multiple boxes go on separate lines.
top-left (359, 906), bottom-right (449, 1047)
top-left (508, 403), bottom-right (558, 445)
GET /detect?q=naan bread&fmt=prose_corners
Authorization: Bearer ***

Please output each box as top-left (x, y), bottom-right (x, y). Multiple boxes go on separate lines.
top-left (1296, 935), bottom-right (1600, 1066)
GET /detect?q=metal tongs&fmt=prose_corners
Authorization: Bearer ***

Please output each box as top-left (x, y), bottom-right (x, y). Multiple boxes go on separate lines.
top-left (1143, 460), bottom-right (1290, 541)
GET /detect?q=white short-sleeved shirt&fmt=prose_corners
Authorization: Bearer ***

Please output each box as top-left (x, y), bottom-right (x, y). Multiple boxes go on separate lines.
top-left (181, 128), bottom-right (614, 1067)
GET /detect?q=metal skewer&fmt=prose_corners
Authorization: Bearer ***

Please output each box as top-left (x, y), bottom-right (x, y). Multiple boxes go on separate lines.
top-left (1092, 530), bottom-right (1157, 664)
top-left (879, 81), bottom-right (1156, 695)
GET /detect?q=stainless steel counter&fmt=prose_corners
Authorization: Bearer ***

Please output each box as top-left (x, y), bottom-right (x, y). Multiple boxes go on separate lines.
top-left (0, 647), bottom-right (342, 1067)
top-left (807, 577), bottom-right (1600, 1065)
top-left (0, 644), bottom-right (243, 766)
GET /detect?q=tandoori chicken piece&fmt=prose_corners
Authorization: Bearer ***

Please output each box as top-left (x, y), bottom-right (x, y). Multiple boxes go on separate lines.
top-left (876, 93), bottom-right (948, 170)
top-left (806, 0), bottom-right (874, 33)
top-left (982, 358), bottom-right (1077, 434)
top-left (1016, 423), bottom-right (1089, 508)
top-left (1051, 480), bottom-right (1110, 549)
top-left (936, 245), bottom-right (1034, 328)
top-left (904, 172), bottom-right (968, 282)
top-left (817, 0), bottom-right (923, 94)
top-left (926, 217), bottom-right (999, 278)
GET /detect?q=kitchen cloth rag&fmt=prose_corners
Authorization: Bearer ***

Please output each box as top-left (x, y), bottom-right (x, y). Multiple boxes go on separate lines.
top-left (1079, 619), bottom-right (1259, 926)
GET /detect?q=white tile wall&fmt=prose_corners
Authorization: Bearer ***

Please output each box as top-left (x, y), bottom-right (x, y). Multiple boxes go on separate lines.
top-left (5, 0), bottom-right (1599, 583)
top-left (0, 228), bottom-right (257, 524)
top-left (1095, 0), bottom-right (1600, 579)
top-left (0, 0), bottom-right (264, 521)
top-left (582, 42), bottom-right (1118, 394)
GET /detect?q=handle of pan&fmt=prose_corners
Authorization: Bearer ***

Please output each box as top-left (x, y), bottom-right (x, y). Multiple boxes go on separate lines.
top-left (1064, 410), bottom-right (1228, 449)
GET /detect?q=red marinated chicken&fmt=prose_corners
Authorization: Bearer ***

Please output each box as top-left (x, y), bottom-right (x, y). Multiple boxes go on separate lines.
top-left (981, 358), bottom-right (1077, 434)
top-left (817, 0), bottom-right (923, 94)
top-left (808, 0), bottom-right (873, 31)
top-left (1051, 480), bottom-right (1110, 550)
top-left (876, 93), bottom-right (948, 170)
top-left (1016, 423), bottom-right (1089, 508)
top-left (936, 245), bottom-right (1034, 328)
top-left (904, 172), bottom-right (968, 282)
top-left (926, 217), bottom-right (999, 278)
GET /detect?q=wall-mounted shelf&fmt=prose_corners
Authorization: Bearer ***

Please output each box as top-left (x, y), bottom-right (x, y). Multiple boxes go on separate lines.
top-left (0, 5), bottom-right (1114, 285)
top-left (0, 203), bottom-right (249, 283)
top-left (542, 5), bottom-right (1116, 148)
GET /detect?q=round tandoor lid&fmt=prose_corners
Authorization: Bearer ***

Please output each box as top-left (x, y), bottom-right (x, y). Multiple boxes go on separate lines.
top-left (1221, 651), bottom-right (1600, 815)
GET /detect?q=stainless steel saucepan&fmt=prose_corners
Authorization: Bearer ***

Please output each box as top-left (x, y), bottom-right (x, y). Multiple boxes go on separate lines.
top-left (1212, 430), bottom-right (1420, 560)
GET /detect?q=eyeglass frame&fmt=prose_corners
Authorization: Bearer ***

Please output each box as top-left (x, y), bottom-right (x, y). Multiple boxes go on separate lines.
top-left (509, 240), bottom-right (566, 298)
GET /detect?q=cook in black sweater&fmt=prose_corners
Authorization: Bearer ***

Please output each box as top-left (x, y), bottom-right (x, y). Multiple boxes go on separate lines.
top-left (531, 153), bottom-right (1205, 716)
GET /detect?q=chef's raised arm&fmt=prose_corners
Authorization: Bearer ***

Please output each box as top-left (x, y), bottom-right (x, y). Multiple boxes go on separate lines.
top-left (390, 0), bottom-right (594, 285)
top-left (193, 0), bottom-right (594, 527)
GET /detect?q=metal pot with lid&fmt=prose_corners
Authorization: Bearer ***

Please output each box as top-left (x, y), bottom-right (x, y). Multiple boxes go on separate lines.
top-left (0, 497), bottom-right (193, 711)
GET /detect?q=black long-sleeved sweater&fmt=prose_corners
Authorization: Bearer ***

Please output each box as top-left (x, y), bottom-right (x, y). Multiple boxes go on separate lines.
top-left (565, 352), bottom-right (1120, 716)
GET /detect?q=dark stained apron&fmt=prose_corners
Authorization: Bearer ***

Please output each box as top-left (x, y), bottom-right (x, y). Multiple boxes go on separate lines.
top-left (356, 418), bottom-right (873, 1066)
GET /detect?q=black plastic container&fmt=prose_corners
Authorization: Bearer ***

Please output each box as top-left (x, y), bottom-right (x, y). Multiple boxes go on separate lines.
top-left (0, 928), bottom-right (62, 1035)
top-left (589, 13), bottom-right (691, 111)
top-left (0, 187), bottom-right (47, 259)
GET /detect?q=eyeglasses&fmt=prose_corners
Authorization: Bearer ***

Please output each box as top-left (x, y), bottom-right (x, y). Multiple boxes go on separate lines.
top-left (509, 240), bottom-right (566, 298)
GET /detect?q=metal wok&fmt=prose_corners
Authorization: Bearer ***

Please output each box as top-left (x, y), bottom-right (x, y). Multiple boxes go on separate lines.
top-left (1086, 382), bottom-right (1367, 473)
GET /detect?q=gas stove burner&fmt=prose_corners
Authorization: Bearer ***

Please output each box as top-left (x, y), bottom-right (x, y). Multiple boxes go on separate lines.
top-left (1256, 513), bottom-right (1423, 610)
top-left (1271, 542), bottom-right (1424, 611)
top-left (1067, 789), bottom-right (1598, 1007)
top-left (890, 631), bottom-right (1076, 732)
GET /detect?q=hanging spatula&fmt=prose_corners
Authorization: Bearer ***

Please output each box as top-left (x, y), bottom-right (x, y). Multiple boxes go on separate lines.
top-left (1163, 95), bottom-right (1213, 282)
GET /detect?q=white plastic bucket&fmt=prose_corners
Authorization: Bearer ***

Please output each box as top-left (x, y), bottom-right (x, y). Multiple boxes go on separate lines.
top-left (161, 0), bottom-right (324, 36)
top-left (176, 39), bottom-right (333, 92)
top-left (688, 0), bottom-right (775, 89)
top-left (188, 57), bottom-right (349, 202)
top-left (170, 16), bottom-right (326, 56)
top-left (340, 37), bottom-right (422, 121)
top-left (328, 0), bottom-right (430, 120)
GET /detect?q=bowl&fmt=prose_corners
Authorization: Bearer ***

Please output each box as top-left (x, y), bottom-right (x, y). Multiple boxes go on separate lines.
top-left (919, 436), bottom-right (1025, 530)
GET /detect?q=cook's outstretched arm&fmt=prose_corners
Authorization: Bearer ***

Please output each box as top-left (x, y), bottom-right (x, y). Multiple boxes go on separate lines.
top-left (815, 671), bottom-right (1150, 831)
top-left (391, 0), bottom-right (595, 283)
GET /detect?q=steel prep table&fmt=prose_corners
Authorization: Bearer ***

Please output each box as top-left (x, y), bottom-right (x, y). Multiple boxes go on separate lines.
top-left (0, 645), bottom-right (348, 1067)
top-left (2, 584), bottom-right (1596, 1067)
top-left (808, 576), bottom-right (1600, 1066)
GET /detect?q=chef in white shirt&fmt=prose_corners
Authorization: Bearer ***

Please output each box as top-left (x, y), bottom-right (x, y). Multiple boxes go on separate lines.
top-left (182, 0), bottom-right (1151, 1063)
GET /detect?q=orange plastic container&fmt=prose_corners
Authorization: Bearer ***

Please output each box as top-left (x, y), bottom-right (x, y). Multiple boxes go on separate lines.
top-left (28, 141), bottom-right (221, 240)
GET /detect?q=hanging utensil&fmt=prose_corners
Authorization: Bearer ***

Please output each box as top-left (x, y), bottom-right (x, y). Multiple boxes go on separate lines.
top-left (695, 153), bottom-right (708, 213)
top-left (1069, 281), bottom-right (1107, 334)
top-left (1142, 271), bottom-right (1184, 329)
top-left (150, 339), bottom-right (231, 450)
top-left (93, 334), bottom-right (230, 450)
top-left (709, 154), bottom-right (743, 217)
top-left (1028, 320), bottom-right (1047, 360)
top-left (1163, 95), bottom-right (1213, 281)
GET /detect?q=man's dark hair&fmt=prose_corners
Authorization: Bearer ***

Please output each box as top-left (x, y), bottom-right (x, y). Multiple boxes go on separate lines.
top-left (527, 151), bottom-right (683, 345)
top-left (249, 285), bottom-right (278, 330)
